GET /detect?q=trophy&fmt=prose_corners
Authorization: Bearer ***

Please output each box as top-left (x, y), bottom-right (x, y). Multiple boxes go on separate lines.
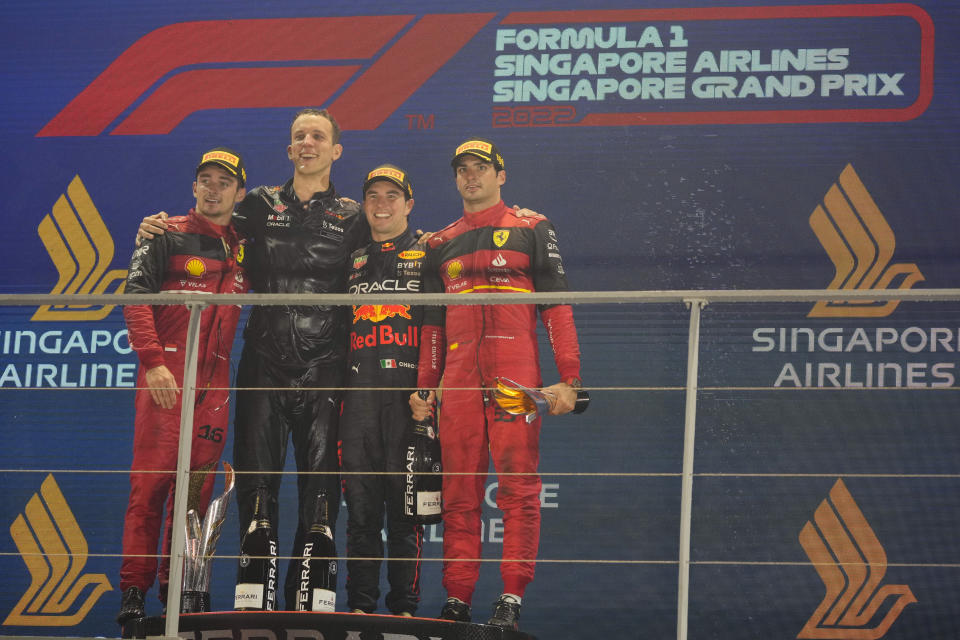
top-left (493, 377), bottom-right (590, 423)
top-left (181, 461), bottom-right (235, 613)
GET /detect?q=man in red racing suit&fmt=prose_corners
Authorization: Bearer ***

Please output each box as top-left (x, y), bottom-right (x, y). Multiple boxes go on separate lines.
top-left (118, 148), bottom-right (249, 624)
top-left (410, 139), bottom-right (582, 631)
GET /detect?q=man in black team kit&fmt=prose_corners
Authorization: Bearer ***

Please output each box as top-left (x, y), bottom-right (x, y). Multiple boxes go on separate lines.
top-left (341, 165), bottom-right (425, 616)
top-left (139, 109), bottom-right (368, 608)
top-left (232, 108), bottom-right (370, 608)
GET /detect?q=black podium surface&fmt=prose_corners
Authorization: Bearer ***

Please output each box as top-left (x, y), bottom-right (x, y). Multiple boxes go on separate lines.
top-left (123, 610), bottom-right (538, 640)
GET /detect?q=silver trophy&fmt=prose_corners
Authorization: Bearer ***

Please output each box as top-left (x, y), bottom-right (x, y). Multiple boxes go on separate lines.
top-left (181, 461), bottom-right (235, 613)
top-left (493, 377), bottom-right (590, 423)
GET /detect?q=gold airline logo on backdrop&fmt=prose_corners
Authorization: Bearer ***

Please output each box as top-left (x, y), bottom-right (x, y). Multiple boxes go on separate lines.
top-left (4, 475), bottom-right (112, 626)
top-left (797, 479), bottom-right (916, 639)
top-left (32, 175), bottom-right (127, 321)
top-left (808, 164), bottom-right (923, 318)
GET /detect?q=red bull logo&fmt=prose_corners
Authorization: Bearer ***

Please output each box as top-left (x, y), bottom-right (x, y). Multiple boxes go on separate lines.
top-left (352, 304), bottom-right (412, 324)
top-left (350, 325), bottom-right (419, 352)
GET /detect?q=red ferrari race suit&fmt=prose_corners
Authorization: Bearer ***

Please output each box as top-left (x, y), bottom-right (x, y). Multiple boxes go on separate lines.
top-left (120, 209), bottom-right (247, 600)
top-left (417, 200), bottom-right (581, 603)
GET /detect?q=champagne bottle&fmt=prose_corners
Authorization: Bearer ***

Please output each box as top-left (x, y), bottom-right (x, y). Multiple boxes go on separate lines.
top-left (234, 487), bottom-right (277, 611)
top-left (404, 390), bottom-right (442, 524)
top-left (296, 490), bottom-right (337, 612)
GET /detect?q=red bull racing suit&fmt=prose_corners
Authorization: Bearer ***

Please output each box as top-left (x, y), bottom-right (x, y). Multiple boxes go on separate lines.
top-left (417, 200), bottom-right (581, 604)
top-left (120, 209), bottom-right (247, 600)
top-left (342, 228), bottom-right (426, 614)
top-left (231, 179), bottom-right (367, 607)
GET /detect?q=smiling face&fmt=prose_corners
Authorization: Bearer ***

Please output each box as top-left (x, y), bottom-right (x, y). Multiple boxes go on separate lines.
top-left (192, 164), bottom-right (245, 226)
top-left (287, 112), bottom-right (342, 181)
top-left (454, 155), bottom-right (505, 212)
top-left (363, 179), bottom-right (413, 242)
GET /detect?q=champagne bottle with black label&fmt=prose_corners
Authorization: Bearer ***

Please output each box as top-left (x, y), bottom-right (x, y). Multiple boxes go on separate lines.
top-left (404, 390), bottom-right (442, 524)
top-left (296, 489), bottom-right (337, 612)
top-left (234, 487), bottom-right (277, 611)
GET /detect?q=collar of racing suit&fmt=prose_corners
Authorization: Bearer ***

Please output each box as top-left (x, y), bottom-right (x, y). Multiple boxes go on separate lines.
top-left (462, 199), bottom-right (509, 228)
top-left (187, 207), bottom-right (238, 241)
top-left (370, 227), bottom-right (417, 251)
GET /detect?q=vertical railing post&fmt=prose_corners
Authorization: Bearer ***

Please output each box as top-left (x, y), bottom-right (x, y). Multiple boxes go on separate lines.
top-left (677, 299), bottom-right (706, 640)
top-left (164, 301), bottom-right (206, 639)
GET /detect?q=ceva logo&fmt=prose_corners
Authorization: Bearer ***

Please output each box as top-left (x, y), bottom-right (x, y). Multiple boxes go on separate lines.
top-left (36, 15), bottom-right (495, 137)
top-left (798, 479), bottom-right (916, 639)
top-left (808, 165), bottom-right (924, 318)
top-left (32, 175), bottom-right (127, 321)
top-left (4, 475), bottom-right (112, 626)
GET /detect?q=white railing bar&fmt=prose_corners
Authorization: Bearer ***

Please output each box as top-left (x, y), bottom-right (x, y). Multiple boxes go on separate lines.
top-left (677, 299), bottom-right (705, 640)
top-left (1, 288), bottom-right (959, 307)
top-left (164, 302), bottom-right (205, 637)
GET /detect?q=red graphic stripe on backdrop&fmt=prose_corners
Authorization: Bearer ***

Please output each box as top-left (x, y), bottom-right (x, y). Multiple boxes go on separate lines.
top-left (37, 16), bottom-right (411, 137)
top-left (110, 66), bottom-right (360, 135)
top-left (331, 13), bottom-right (496, 130)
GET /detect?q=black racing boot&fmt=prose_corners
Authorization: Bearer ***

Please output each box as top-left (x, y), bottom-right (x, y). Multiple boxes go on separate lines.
top-left (117, 586), bottom-right (145, 625)
top-left (438, 597), bottom-right (471, 622)
top-left (486, 594), bottom-right (521, 630)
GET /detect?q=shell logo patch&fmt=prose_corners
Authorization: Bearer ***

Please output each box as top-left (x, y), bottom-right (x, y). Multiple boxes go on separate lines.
top-left (446, 260), bottom-right (463, 280)
top-left (185, 257), bottom-right (206, 277)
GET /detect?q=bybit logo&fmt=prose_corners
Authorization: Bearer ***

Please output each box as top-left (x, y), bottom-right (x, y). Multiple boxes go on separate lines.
top-left (4, 475), bottom-right (112, 626)
top-left (798, 479), bottom-right (916, 639)
top-left (808, 164), bottom-right (923, 318)
top-left (32, 175), bottom-right (127, 321)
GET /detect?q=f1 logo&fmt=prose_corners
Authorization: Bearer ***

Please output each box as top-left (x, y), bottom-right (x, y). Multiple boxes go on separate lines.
top-left (38, 14), bottom-right (494, 137)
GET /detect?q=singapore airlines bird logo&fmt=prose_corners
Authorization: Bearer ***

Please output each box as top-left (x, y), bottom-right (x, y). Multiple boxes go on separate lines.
top-left (808, 164), bottom-right (923, 318)
top-left (4, 475), bottom-right (112, 626)
top-left (33, 175), bottom-right (127, 321)
top-left (797, 479), bottom-right (916, 639)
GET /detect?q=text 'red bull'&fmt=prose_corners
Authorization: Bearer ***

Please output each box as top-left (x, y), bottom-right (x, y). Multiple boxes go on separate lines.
top-left (351, 305), bottom-right (417, 352)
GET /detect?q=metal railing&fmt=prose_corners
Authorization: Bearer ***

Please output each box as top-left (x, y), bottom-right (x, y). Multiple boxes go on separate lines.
top-left (2, 288), bottom-right (958, 640)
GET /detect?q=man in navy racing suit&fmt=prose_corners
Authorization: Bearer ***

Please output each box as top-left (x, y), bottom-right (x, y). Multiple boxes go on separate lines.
top-left (341, 164), bottom-right (425, 616)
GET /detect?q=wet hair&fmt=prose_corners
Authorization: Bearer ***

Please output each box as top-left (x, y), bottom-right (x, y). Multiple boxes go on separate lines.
top-left (290, 108), bottom-right (341, 144)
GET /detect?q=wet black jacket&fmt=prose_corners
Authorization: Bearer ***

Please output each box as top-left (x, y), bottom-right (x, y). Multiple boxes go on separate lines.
top-left (235, 179), bottom-right (367, 367)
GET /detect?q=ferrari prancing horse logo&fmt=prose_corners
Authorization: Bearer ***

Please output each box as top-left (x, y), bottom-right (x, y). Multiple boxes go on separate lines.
top-left (493, 230), bottom-right (510, 247)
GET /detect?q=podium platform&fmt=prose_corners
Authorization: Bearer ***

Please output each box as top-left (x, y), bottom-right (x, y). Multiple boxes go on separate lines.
top-left (123, 610), bottom-right (538, 640)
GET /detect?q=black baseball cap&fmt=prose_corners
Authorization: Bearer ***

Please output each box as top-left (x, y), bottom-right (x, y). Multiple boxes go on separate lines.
top-left (196, 147), bottom-right (246, 187)
top-left (451, 138), bottom-right (504, 171)
top-left (362, 164), bottom-right (413, 199)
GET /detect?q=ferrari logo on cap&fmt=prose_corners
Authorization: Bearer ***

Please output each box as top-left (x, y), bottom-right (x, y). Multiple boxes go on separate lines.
top-left (493, 230), bottom-right (510, 247)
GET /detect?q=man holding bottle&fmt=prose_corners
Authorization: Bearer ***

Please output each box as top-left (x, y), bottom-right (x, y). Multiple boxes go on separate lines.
top-left (341, 164), bottom-right (426, 616)
top-left (409, 139), bottom-right (583, 631)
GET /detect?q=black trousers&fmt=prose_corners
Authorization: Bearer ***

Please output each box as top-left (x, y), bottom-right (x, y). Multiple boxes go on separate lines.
top-left (233, 343), bottom-right (342, 609)
top-left (341, 388), bottom-right (423, 614)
